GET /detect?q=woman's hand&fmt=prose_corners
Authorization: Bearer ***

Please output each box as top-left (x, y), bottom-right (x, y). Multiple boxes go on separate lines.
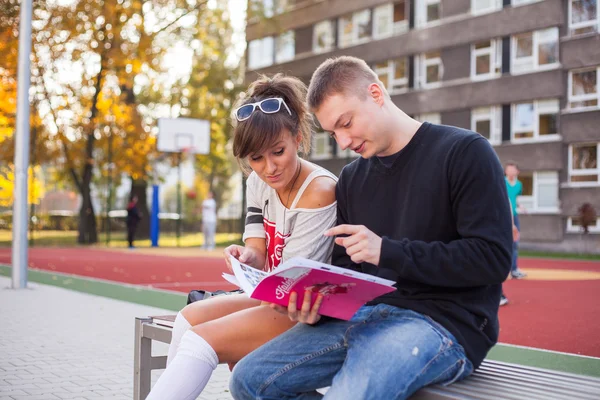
top-left (223, 245), bottom-right (261, 271)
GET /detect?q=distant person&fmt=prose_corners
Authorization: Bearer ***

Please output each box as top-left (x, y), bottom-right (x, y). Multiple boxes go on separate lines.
top-left (201, 191), bottom-right (217, 251)
top-left (501, 203), bottom-right (521, 306)
top-left (505, 162), bottom-right (527, 279)
top-left (126, 195), bottom-right (142, 248)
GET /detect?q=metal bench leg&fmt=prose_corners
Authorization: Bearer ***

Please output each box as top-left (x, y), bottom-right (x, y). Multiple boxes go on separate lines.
top-left (134, 317), bottom-right (153, 400)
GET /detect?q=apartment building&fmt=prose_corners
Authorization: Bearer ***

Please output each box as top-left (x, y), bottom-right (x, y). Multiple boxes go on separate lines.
top-left (244, 0), bottom-right (600, 249)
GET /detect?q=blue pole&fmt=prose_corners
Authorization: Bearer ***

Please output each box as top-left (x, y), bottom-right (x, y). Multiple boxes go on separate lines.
top-left (150, 185), bottom-right (159, 247)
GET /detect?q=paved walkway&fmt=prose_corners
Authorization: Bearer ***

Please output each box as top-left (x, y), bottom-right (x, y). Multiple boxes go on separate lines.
top-left (0, 276), bottom-right (232, 400)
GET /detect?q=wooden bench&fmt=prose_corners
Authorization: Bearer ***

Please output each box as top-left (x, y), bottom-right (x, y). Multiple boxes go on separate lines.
top-left (134, 315), bottom-right (600, 400)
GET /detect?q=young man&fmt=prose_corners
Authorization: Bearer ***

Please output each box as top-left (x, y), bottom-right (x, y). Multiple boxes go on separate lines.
top-left (230, 56), bottom-right (512, 400)
top-left (505, 162), bottom-right (527, 279)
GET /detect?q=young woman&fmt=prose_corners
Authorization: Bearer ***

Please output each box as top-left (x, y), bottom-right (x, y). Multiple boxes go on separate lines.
top-left (146, 74), bottom-right (338, 399)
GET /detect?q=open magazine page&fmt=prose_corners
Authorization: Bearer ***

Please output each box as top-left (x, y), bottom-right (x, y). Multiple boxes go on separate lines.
top-left (279, 257), bottom-right (395, 286)
top-left (226, 256), bottom-right (268, 295)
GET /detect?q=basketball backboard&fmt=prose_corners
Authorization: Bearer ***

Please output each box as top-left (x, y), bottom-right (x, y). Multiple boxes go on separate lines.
top-left (157, 118), bottom-right (210, 154)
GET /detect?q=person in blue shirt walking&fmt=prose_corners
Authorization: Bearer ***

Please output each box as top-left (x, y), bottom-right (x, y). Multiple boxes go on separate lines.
top-left (505, 162), bottom-right (527, 280)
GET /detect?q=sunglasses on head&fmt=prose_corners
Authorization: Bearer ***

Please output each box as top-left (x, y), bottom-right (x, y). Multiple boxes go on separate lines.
top-left (234, 98), bottom-right (292, 122)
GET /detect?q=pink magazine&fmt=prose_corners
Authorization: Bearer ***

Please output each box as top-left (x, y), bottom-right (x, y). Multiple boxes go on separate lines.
top-left (225, 256), bottom-right (396, 320)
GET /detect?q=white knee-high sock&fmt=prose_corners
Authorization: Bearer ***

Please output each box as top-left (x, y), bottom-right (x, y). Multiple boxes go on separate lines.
top-left (167, 312), bottom-right (192, 366)
top-left (146, 331), bottom-right (219, 400)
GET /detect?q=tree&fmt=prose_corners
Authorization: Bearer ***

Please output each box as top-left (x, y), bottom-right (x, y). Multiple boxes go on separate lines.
top-left (0, 0), bottom-right (225, 244)
top-left (0, 165), bottom-right (45, 208)
top-left (155, 1), bottom-right (242, 215)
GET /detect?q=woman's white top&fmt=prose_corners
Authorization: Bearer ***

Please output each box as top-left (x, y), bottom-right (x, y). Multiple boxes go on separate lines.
top-left (243, 165), bottom-right (338, 271)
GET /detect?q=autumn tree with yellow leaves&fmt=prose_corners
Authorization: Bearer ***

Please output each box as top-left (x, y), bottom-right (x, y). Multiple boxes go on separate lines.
top-left (0, 0), bottom-right (242, 243)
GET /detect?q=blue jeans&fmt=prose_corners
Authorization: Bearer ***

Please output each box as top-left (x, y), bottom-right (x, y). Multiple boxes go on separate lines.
top-left (230, 304), bottom-right (473, 400)
top-left (512, 213), bottom-right (520, 273)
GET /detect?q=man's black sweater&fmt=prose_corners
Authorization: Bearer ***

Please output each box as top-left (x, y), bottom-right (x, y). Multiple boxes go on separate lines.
top-left (332, 122), bottom-right (512, 368)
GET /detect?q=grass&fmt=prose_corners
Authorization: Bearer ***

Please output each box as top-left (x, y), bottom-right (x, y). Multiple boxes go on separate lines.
top-left (520, 250), bottom-right (600, 261)
top-left (0, 230), bottom-right (243, 248)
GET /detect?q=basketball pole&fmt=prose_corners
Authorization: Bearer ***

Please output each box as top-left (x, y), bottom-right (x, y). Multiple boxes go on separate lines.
top-left (176, 151), bottom-right (182, 247)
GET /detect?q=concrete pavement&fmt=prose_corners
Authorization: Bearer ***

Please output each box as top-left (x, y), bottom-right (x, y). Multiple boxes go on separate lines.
top-left (0, 276), bottom-right (232, 400)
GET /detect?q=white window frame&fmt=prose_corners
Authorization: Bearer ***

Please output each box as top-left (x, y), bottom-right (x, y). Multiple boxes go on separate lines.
top-left (417, 52), bottom-right (443, 89)
top-left (568, 0), bottom-right (600, 36)
top-left (568, 67), bottom-right (600, 111)
top-left (416, 0), bottom-right (442, 28)
top-left (518, 171), bottom-right (560, 213)
top-left (338, 9), bottom-right (372, 48)
top-left (248, 36), bottom-right (274, 70)
top-left (311, 132), bottom-right (332, 160)
top-left (512, 0), bottom-right (543, 6)
top-left (511, 99), bottom-right (560, 143)
top-left (470, 39), bottom-right (502, 81)
top-left (373, 2), bottom-right (408, 39)
top-left (471, 0), bottom-right (502, 15)
top-left (416, 112), bottom-right (441, 125)
top-left (511, 27), bottom-right (559, 75)
top-left (471, 106), bottom-right (502, 145)
top-left (275, 30), bottom-right (295, 64)
top-left (568, 143), bottom-right (600, 186)
top-left (567, 217), bottom-right (600, 234)
top-left (313, 20), bottom-right (335, 54)
top-left (336, 142), bottom-right (356, 158)
top-left (373, 58), bottom-right (409, 94)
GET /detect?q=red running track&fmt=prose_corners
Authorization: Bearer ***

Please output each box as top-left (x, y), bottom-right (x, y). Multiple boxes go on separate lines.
top-left (1, 248), bottom-right (599, 357)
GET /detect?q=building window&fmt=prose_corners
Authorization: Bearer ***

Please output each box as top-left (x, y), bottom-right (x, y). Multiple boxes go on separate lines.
top-left (568, 67), bottom-right (600, 110)
top-left (567, 216), bottom-right (600, 234)
top-left (471, 106), bottom-right (502, 145)
top-left (512, 99), bottom-right (559, 142)
top-left (373, 2), bottom-right (408, 39)
top-left (416, 0), bottom-right (441, 28)
top-left (416, 113), bottom-right (441, 124)
top-left (417, 51), bottom-right (443, 88)
top-left (518, 171), bottom-right (560, 212)
top-left (569, 143), bottom-right (600, 185)
top-left (311, 132), bottom-right (332, 160)
top-left (250, 0), bottom-right (287, 18)
top-left (336, 142), bottom-right (356, 158)
top-left (275, 31), bottom-right (295, 64)
top-left (512, 0), bottom-right (543, 6)
top-left (248, 36), bottom-right (274, 70)
top-left (471, 0), bottom-right (502, 15)
top-left (511, 27), bottom-right (559, 74)
top-left (313, 20), bottom-right (334, 54)
top-left (338, 9), bottom-right (372, 48)
top-left (374, 58), bottom-right (409, 93)
top-left (569, 0), bottom-right (599, 35)
top-left (471, 39), bottom-right (502, 80)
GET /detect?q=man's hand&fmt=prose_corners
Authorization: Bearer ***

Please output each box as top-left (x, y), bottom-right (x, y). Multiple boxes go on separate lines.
top-left (270, 290), bottom-right (324, 325)
top-left (223, 245), bottom-right (260, 272)
top-left (325, 224), bottom-right (382, 266)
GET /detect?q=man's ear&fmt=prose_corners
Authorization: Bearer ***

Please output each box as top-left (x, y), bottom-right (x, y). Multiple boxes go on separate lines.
top-left (369, 83), bottom-right (385, 106)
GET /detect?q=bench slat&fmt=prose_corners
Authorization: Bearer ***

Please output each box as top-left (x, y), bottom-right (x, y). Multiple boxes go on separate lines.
top-left (474, 368), bottom-right (600, 396)
top-left (480, 360), bottom-right (600, 386)
top-left (466, 375), bottom-right (599, 400)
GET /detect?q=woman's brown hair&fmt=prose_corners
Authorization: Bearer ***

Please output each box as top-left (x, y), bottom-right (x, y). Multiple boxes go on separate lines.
top-left (231, 74), bottom-right (312, 173)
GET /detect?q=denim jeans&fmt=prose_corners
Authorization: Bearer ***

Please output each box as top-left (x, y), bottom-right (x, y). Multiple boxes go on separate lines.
top-left (230, 304), bottom-right (473, 400)
top-left (512, 213), bottom-right (520, 273)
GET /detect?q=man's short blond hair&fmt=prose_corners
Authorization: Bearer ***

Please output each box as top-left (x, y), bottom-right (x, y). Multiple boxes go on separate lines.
top-left (307, 56), bottom-right (388, 111)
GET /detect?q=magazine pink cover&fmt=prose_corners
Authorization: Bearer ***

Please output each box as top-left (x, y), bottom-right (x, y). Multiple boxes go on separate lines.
top-left (224, 256), bottom-right (396, 320)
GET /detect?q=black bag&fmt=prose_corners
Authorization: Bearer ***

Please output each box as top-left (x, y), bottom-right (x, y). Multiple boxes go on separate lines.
top-left (186, 289), bottom-right (244, 305)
